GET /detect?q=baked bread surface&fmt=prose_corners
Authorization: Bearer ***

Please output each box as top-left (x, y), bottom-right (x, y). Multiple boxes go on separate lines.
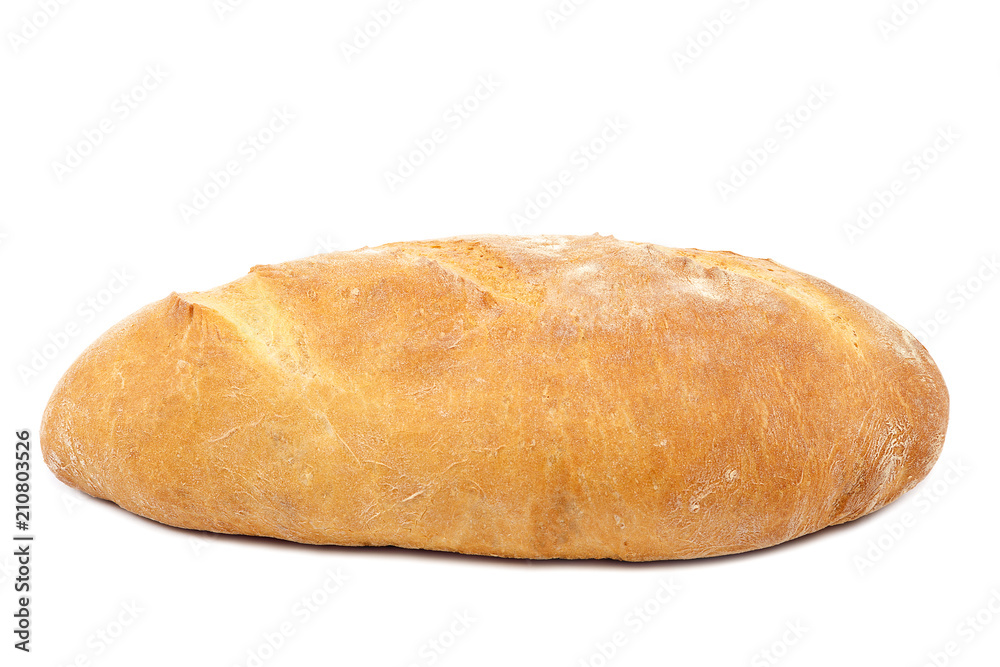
top-left (41, 234), bottom-right (949, 560)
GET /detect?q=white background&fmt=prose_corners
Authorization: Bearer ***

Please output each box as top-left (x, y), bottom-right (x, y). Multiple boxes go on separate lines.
top-left (2, 1), bottom-right (999, 665)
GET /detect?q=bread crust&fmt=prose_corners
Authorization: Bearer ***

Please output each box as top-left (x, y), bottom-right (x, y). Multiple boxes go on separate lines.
top-left (40, 234), bottom-right (949, 560)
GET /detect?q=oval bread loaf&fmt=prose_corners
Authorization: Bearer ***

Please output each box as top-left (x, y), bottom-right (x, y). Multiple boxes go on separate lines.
top-left (40, 234), bottom-right (949, 560)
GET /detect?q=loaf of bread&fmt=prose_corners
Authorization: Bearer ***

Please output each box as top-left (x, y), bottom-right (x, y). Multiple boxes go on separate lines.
top-left (40, 234), bottom-right (948, 560)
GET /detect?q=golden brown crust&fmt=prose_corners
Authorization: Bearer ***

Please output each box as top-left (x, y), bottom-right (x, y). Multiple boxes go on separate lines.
top-left (40, 234), bottom-right (949, 560)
